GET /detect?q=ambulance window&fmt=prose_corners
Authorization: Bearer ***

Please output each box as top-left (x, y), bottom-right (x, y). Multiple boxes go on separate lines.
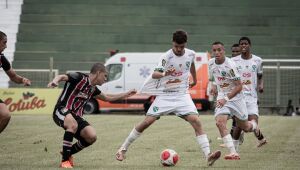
top-left (107, 64), bottom-right (123, 81)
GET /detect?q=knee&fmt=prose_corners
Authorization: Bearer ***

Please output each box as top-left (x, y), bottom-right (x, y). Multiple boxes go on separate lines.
top-left (0, 110), bottom-right (11, 122)
top-left (66, 122), bottom-right (78, 133)
top-left (86, 134), bottom-right (97, 144)
top-left (243, 125), bottom-right (253, 132)
top-left (216, 121), bottom-right (226, 130)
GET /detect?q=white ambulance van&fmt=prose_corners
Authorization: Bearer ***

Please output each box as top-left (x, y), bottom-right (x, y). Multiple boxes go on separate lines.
top-left (83, 52), bottom-right (210, 114)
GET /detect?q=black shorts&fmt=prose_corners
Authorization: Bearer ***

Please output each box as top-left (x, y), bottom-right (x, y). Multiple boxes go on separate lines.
top-left (0, 99), bottom-right (3, 103)
top-left (53, 108), bottom-right (90, 139)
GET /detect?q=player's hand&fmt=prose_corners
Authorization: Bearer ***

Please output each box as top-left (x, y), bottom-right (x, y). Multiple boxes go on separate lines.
top-left (189, 81), bottom-right (196, 88)
top-left (47, 81), bottom-right (58, 88)
top-left (22, 77), bottom-right (31, 86)
top-left (216, 99), bottom-right (227, 108)
top-left (258, 85), bottom-right (264, 93)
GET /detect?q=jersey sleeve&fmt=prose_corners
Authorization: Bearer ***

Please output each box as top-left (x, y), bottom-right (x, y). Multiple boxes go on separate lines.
top-left (191, 50), bottom-right (196, 63)
top-left (154, 54), bottom-right (168, 73)
top-left (92, 87), bottom-right (101, 96)
top-left (67, 72), bottom-right (83, 83)
top-left (1, 55), bottom-right (11, 71)
top-left (208, 59), bottom-right (215, 82)
top-left (257, 58), bottom-right (263, 75)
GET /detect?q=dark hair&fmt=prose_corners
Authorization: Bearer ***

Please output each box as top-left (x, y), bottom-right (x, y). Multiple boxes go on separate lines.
top-left (172, 30), bottom-right (187, 44)
top-left (232, 43), bottom-right (239, 48)
top-left (0, 31), bottom-right (7, 40)
top-left (239, 37), bottom-right (251, 45)
top-left (90, 63), bottom-right (106, 74)
top-left (212, 41), bottom-right (224, 46)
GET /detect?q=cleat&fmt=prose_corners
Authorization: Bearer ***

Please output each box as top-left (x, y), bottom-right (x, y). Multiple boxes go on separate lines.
top-left (239, 131), bottom-right (244, 145)
top-left (219, 143), bottom-right (226, 148)
top-left (60, 160), bottom-right (73, 168)
top-left (60, 151), bottom-right (74, 166)
top-left (224, 153), bottom-right (240, 160)
top-left (116, 147), bottom-right (127, 161)
top-left (207, 150), bottom-right (221, 166)
top-left (257, 138), bottom-right (267, 148)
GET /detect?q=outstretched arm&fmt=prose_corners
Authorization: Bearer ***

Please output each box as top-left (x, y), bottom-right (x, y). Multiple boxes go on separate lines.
top-left (96, 89), bottom-right (137, 102)
top-left (47, 74), bottom-right (69, 88)
top-left (6, 68), bottom-right (31, 86)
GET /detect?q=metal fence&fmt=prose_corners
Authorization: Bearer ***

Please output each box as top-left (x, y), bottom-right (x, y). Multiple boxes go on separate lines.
top-left (5, 58), bottom-right (300, 110)
top-left (260, 59), bottom-right (300, 109)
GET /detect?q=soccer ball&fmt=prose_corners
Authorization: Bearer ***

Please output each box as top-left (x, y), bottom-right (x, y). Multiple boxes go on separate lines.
top-left (160, 149), bottom-right (179, 166)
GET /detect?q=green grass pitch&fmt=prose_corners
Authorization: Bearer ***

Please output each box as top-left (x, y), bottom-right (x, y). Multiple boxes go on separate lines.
top-left (0, 114), bottom-right (299, 170)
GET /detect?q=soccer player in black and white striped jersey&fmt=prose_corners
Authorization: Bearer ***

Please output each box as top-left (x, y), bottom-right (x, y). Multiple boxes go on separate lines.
top-left (48, 63), bottom-right (136, 168)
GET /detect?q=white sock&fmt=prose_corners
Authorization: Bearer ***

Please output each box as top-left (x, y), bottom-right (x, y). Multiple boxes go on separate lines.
top-left (250, 120), bottom-right (257, 131)
top-left (222, 134), bottom-right (237, 154)
top-left (232, 140), bottom-right (239, 152)
top-left (196, 134), bottom-right (211, 158)
top-left (121, 128), bottom-right (141, 150)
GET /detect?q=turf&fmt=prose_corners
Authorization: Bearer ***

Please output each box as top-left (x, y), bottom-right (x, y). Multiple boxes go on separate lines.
top-left (0, 114), bottom-right (299, 170)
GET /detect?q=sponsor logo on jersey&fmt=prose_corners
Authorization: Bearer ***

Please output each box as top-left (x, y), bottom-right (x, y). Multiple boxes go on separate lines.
top-left (220, 83), bottom-right (230, 88)
top-left (185, 61), bottom-right (191, 69)
top-left (242, 73), bottom-right (252, 78)
top-left (229, 69), bottom-right (236, 77)
top-left (153, 106), bottom-right (159, 112)
top-left (221, 71), bottom-right (226, 76)
top-left (217, 77), bottom-right (225, 81)
top-left (252, 65), bottom-right (257, 72)
top-left (162, 59), bottom-right (166, 67)
top-left (242, 80), bottom-right (252, 85)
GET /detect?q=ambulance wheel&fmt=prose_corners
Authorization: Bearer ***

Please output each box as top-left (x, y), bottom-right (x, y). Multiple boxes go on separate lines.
top-left (84, 99), bottom-right (99, 114)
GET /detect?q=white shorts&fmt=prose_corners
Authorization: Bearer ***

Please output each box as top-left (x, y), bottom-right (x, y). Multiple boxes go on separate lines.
top-left (244, 95), bottom-right (259, 116)
top-left (147, 94), bottom-right (198, 118)
top-left (214, 98), bottom-right (248, 121)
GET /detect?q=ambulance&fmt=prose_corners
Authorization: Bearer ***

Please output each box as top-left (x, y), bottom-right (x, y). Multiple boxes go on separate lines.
top-left (83, 52), bottom-right (211, 114)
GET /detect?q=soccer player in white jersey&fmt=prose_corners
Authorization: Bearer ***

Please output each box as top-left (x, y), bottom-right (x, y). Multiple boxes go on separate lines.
top-left (115, 30), bottom-right (221, 166)
top-left (231, 37), bottom-right (267, 147)
top-left (208, 41), bottom-right (262, 160)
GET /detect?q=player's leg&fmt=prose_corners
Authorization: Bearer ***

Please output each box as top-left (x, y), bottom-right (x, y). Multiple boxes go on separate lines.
top-left (231, 123), bottom-right (243, 152)
top-left (215, 114), bottom-right (239, 159)
top-left (116, 115), bottom-right (157, 161)
top-left (68, 115), bottom-right (94, 166)
top-left (0, 102), bottom-right (11, 133)
top-left (116, 96), bottom-right (171, 161)
top-left (220, 118), bottom-right (237, 147)
top-left (248, 115), bottom-right (267, 147)
top-left (184, 114), bottom-right (221, 166)
top-left (53, 109), bottom-right (77, 168)
top-left (60, 113), bottom-right (77, 167)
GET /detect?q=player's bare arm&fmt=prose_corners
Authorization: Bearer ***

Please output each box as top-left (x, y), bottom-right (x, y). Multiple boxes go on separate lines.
top-left (189, 62), bottom-right (197, 88)
top-left (210, 84), bottom-right (218, 96)
top-left (216, 79), bottom-right (242, 108)
top-left (5, 68), bottom-right (31, 86)
top-left (257, 73), bottom-right (263, 93)
top-left (96, 89), bottom-right (137, 102)
top-left (47, 74), bottom-right (69, 88)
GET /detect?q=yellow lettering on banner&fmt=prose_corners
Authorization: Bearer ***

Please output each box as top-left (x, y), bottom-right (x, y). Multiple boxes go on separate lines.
top-left (0, 88), bottom-right (62, 114)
